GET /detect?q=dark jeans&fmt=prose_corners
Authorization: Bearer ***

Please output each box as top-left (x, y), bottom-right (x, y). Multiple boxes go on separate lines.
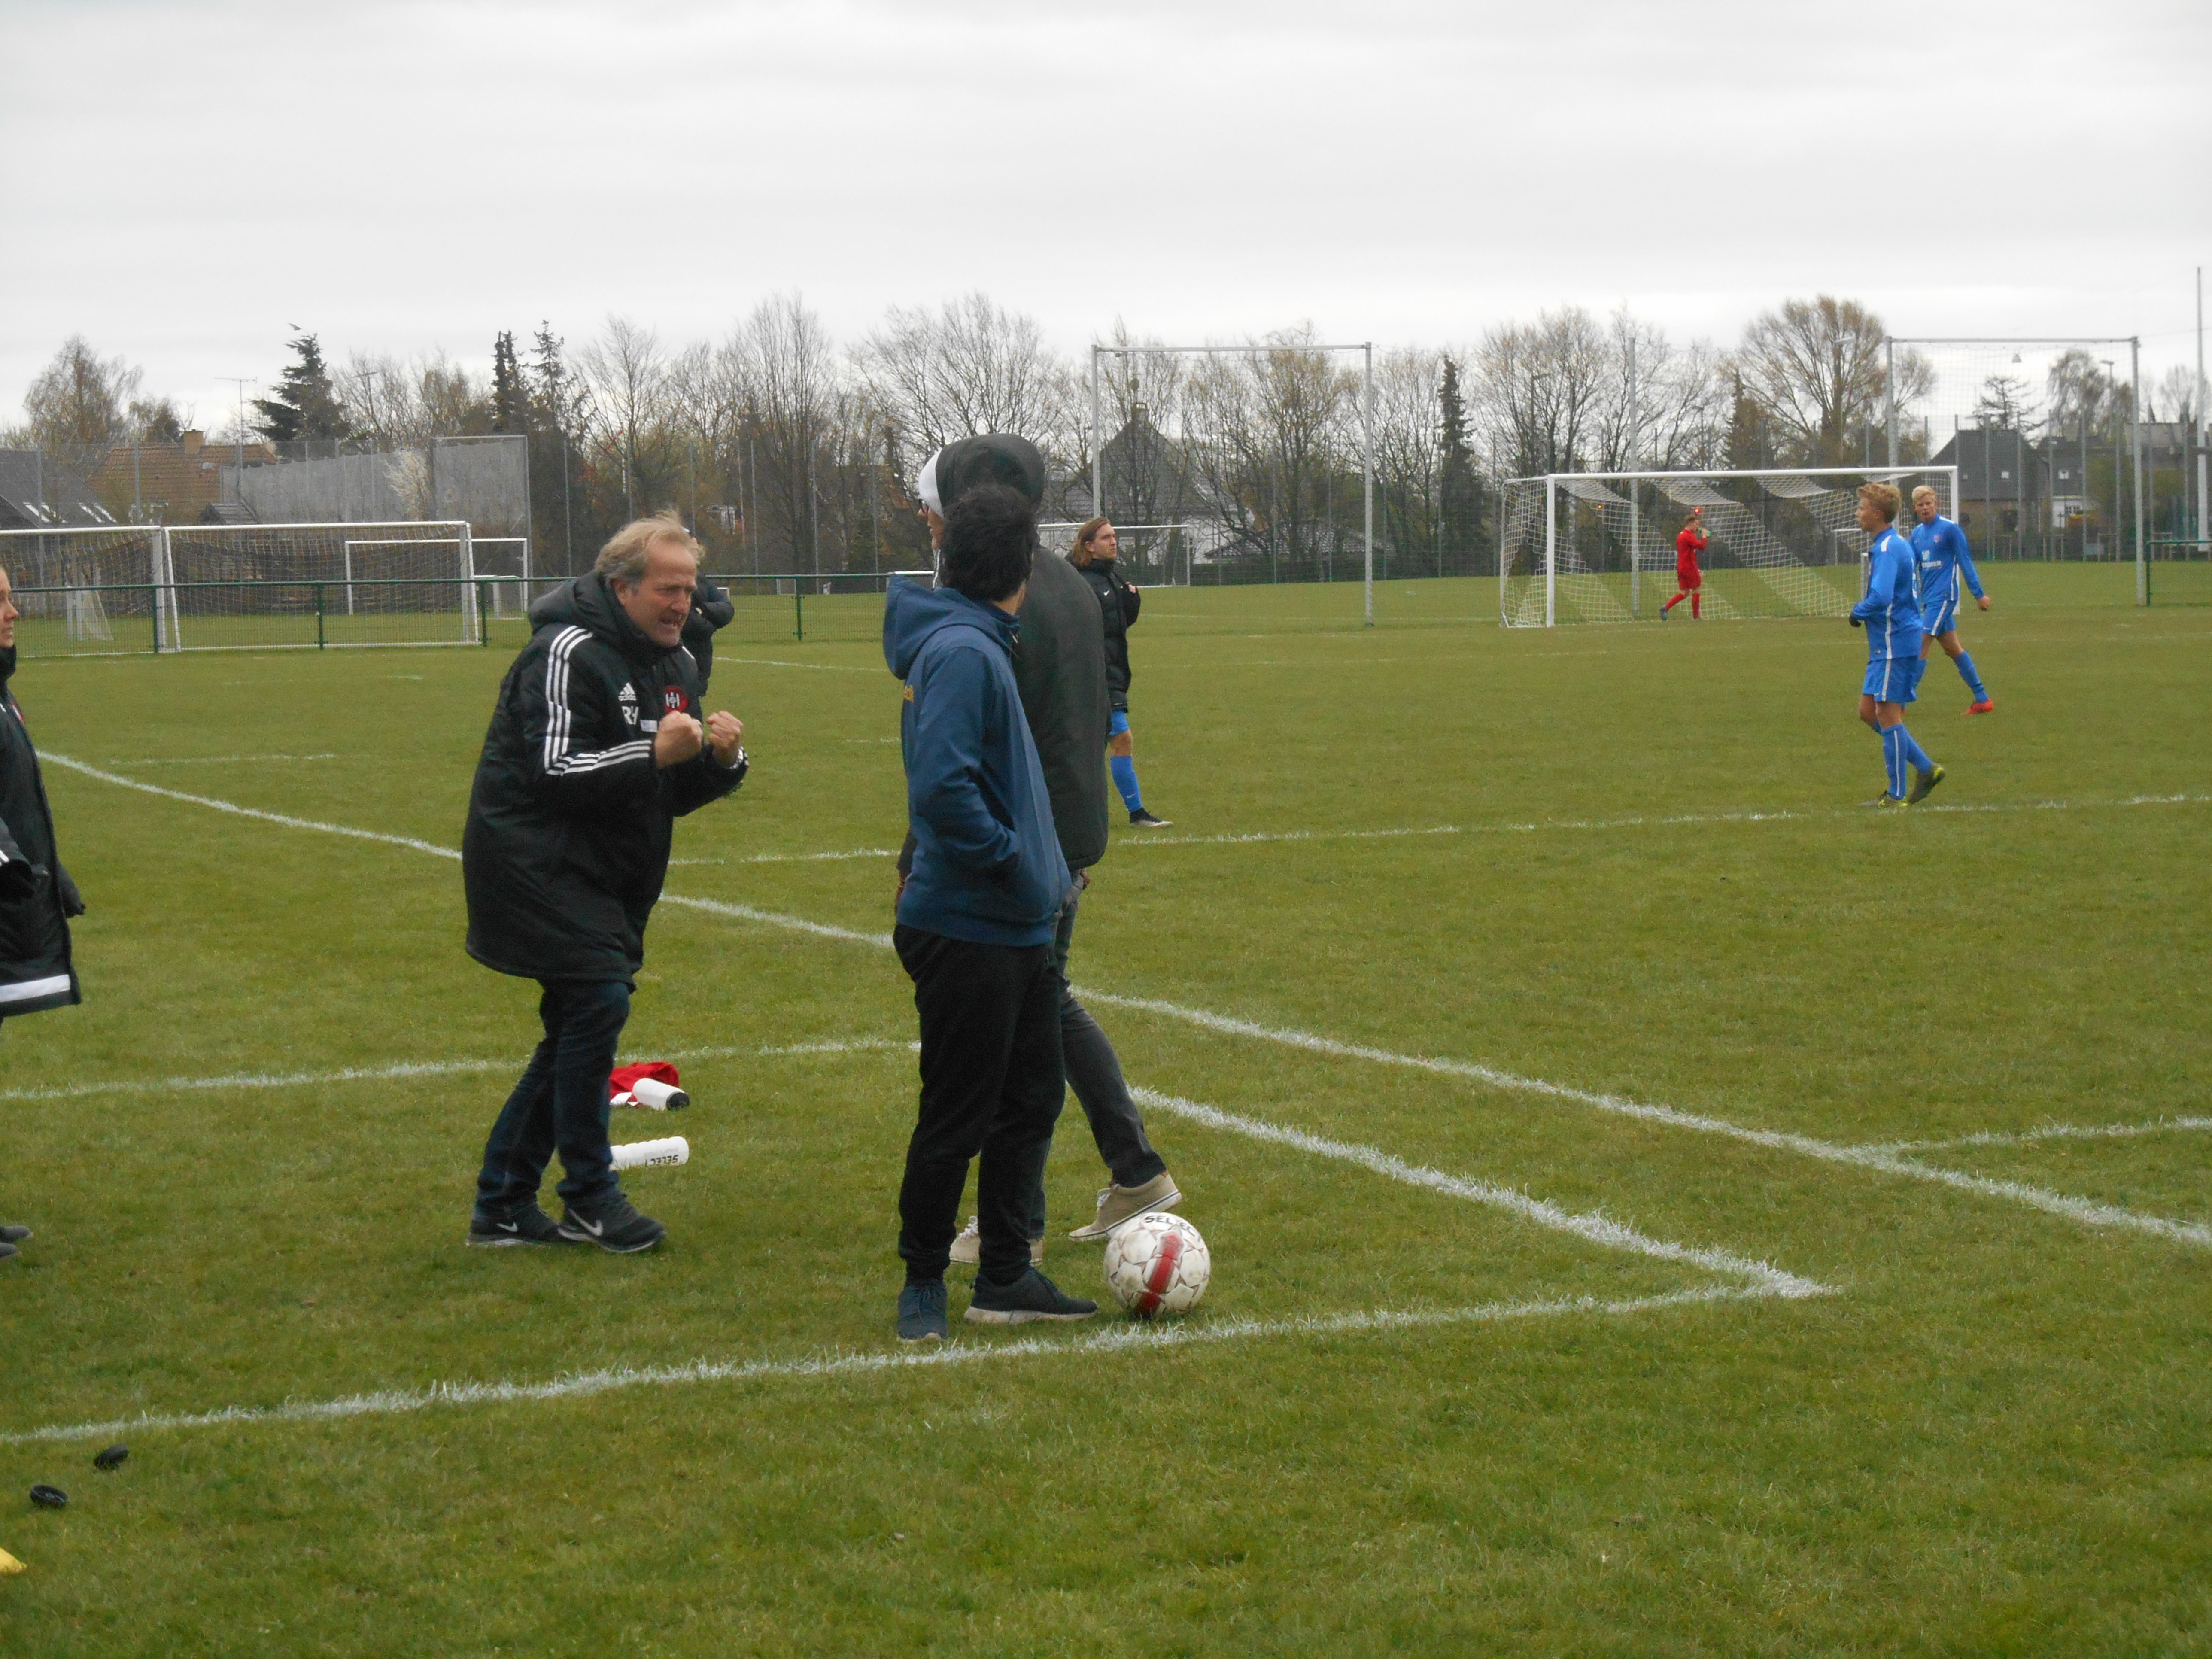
top-left (475, 978), bottom-right (631, 1212)
top-left (1026, 877), bottom-right (1167, 1237)
top-left (893, 924), bottom-right (1064, 1287)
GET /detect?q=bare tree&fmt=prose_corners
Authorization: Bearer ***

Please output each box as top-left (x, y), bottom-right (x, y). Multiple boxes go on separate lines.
top-left (581, 316), bottom-right (668, 520)
top-left (1471, 307), bottom-right (1610, 477)
top-left (21, 336), bottom-right (142, 476)
top-left (731, 294), bottom-right (839, 571)
top-left (1371, 348), bottom-right (1443, 572)
top-left (858, 293), bottom-right (1073, 464)
top-left (1184, 328), bottom-right (1360, 577)
top-left (1735, 295), bottom-right (1931, 465)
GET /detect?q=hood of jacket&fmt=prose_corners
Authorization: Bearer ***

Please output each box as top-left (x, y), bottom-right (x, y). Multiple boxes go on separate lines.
top-left (933, 434), bottom-right (1046, 509)
top-left (884, 576), bottom-right (1017, 681)
top-left (528, 572), bottom-right (666, 667)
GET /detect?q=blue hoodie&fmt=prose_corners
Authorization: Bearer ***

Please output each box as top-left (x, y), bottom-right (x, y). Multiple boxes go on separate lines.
top-left (884, 577), bottom-right (1070, 947)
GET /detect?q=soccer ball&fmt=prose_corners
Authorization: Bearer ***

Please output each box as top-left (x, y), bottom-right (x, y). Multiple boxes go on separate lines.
top-left (1102, 1213), bottom-right (1211, 1317)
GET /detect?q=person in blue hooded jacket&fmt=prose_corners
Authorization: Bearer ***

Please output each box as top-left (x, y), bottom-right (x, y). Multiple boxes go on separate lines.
top-left (883, 483), bottom-right (1097, 1342)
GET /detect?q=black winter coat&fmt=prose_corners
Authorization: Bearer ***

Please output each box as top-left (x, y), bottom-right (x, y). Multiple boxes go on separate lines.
top-left (1076, 558), bottom-right (1141, 708)
top-left (0, 647), bottom-right (83, 1019)
top-left (463, 575), bottom-right (745, 984)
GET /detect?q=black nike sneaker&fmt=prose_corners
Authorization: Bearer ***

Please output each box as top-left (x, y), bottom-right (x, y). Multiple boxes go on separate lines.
top-left (557, 1191), bottom-right (666, 1253)
top-left (467, 1204), bottom-right (568, 1248)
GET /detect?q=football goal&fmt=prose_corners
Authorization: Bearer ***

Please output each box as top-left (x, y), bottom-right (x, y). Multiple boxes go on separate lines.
top-left (1498, 467), bottom-right (1958, 627)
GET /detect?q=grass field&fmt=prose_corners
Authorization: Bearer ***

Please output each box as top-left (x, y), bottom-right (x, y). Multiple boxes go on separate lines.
top-left (1, 568), bottom-right (2208, 1655)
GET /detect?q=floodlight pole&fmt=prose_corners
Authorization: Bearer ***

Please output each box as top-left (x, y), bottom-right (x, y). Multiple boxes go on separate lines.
top-left (1884, 338), bottom-right (1897, 468)
top-left (1090, 346), bottom-right (1103, 518)
top-left (2132, 336), bottom-right (2145, 605)
top-left (1361, 342), bottom-right (1375, 626)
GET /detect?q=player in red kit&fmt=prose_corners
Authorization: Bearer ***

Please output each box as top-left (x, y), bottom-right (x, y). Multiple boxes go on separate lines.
top-left (1661, 510), bottom-right (1706, 619)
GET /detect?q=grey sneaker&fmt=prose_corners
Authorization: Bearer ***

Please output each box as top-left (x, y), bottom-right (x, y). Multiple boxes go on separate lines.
top-left (965, 1268), bottom-right (1097, 1326)
top-left (1067, 1171), bottom-right (1182, 1240)
top-left (898, 1280), bottom-right (948, 1343)
top-left (557, 1191), bottom-right (666, 1253)
top-left (0, 1224), bottom-right (30, 1245)
top-left (949, 1216), bottom-right (1043, 1267)
top-left (468, 1204), bottom-right (568, 1247)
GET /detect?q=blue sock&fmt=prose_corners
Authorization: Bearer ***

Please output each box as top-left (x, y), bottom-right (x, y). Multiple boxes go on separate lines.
top-left (1954, 653), bottom-right (1986, 701)
top-left (1900, 726), bottom-right (1933, 775)
top-left (1110, 754), bottom-right (1143, 813)
top-left (1881, 727), bottom-right (1906, 799)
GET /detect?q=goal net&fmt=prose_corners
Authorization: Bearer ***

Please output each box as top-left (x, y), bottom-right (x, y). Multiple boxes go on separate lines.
top-left (1498, 468), bottom-right (1957, 627)
top-left (162, 521), bottom-right (477, 650)
top-left (0, 525), bottom-right (170, 656)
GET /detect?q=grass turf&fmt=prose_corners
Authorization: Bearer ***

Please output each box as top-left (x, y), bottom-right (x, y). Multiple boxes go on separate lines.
top-left (0, 567), bottom-right (2208, 1655)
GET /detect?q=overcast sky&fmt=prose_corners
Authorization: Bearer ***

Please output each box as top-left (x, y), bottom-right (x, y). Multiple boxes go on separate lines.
top-left (5, 0), bottom-right (2208, 424)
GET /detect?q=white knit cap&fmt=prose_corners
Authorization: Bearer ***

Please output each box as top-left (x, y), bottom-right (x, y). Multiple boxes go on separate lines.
top-left (914, 447), bottom-right (944, 517)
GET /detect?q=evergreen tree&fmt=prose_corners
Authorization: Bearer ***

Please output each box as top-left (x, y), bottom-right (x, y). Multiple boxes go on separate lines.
top-left (491, 331), bottom-right (526, 433)
top-left (252, 332), bottom-right (350, 443)
top-left (1437, 354), bottom-right (1477, 568)
top-left (528, 322), bottom-right (590, 436)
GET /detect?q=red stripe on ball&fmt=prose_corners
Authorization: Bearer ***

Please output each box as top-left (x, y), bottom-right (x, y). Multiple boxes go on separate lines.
top-left (1136, 1231), bottom-right (1182, 1315)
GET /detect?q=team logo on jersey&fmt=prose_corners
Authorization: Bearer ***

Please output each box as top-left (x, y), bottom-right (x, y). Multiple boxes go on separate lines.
top-left (663, 687), bottom-right (687, 713)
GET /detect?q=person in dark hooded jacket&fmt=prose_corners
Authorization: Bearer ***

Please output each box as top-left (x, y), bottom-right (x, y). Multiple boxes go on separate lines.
top-left (882, 483), bottom-right (1097, 1341)
top-left (0, 562), bottom-right (81, 1262)
top-left (463, 514), bottom-right (746, 1254)
top-left (909, 438), bottom-right (1180, 1270)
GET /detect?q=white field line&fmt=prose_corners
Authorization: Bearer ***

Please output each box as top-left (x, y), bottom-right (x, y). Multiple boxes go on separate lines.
top-left (1114, 793), bottom-right (2212, 852)
top-left (1867, 1115), bottom-right (2212, 1156)
top-left (1130, 1087), bottom-right (1825, 1298)
top-left (1090, 991), bottom-right (2212, 1249)
top-left (0, 1285), bottom-right (1789, 1448)
top-left (672, 850), bottom-right (898, 866)
top-left (111, 753), bottom-right (339, 767)
top-left (43, 760), bottom-right (2206, 1247)
top-left (42, 754), bottom-right (462, 861)
top-left (0, 1038), bottom-right (916, 1105)
top-left (722, 656), bottom-right (875, 672)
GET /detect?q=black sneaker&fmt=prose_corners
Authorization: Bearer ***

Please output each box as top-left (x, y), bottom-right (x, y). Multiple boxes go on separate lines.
top-left (0, 1241), bottom-right (15, 1262)
top-left (0, 1224), bottom-right (30, 1245)
top-left (897, 1280), bottom-right (949, 1343)
top-left (557, 1191), bottom-right (666, 1253)
top-left (467, 1203), bottom-right (568, 1248)
top-left (965, 1268), bottom-right (1098, 1326)
top-left (1128, 809), bottom-right (1172, 828)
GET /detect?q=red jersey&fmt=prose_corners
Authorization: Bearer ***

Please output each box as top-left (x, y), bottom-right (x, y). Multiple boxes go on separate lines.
top-left (1674, 525), bottom-right (1706, 577)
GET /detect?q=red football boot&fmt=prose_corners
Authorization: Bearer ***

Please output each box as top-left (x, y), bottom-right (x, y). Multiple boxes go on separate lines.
top-left (1966, 699), bottom-right (1995, 716)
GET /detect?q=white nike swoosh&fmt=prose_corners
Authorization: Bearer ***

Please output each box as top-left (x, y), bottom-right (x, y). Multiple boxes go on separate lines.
top-left (576, 1217), bottom-right (604, 1237)
top-left (497, 1221), bottom-right (519, 1234)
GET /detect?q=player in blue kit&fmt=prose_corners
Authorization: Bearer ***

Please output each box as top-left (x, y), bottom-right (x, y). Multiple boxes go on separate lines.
top-left (1908, 485), bottom-right (1994, 714)
top-left (1849, 480), bottom-right (1943, 807)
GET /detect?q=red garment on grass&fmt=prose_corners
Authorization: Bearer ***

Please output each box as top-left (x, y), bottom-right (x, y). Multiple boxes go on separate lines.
top-left (610, 1061), bottom-right (680, 1095)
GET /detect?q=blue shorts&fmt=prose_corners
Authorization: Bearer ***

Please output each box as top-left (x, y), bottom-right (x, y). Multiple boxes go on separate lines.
top-left (1108, 709), bottom-right (1130, 737)
top-left (1921, 592), bottom-right (1959, 637)
top-left (1862, 654), bottom-right (1923, 704)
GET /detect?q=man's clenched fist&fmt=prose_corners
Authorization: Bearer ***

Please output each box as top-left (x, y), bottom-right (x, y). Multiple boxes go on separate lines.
top-left (654, 710), bottom-right (703, 767)
top-left (705, 710), bottom-right (744, 767)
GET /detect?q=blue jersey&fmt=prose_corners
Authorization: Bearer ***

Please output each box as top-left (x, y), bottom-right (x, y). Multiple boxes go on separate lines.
top-left (1851, 527), bottom-right (1922, 659)
top-left (1910, 515), bottom-right (1983, 617)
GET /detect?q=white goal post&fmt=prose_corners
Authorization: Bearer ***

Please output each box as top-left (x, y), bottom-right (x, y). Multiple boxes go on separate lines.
top-left (1499, 466), bottom-right (1959, 628)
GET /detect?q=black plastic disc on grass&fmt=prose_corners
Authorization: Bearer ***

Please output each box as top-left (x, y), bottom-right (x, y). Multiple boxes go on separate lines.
top-left (29, 1485), bottom-right (67, 1509)
top-left (94, 1446), bottom-right (128, 1471)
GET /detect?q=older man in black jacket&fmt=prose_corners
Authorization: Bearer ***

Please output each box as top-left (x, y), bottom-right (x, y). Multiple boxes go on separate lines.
top-left (0, 562), bottom-right (83, 1263)
top-left (463, 513), bottom-right (746, 1253)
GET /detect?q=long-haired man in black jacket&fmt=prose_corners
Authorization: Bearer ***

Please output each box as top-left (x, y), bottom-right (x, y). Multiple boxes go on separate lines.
top-left (462, 514), bottom-right (746, 1253)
